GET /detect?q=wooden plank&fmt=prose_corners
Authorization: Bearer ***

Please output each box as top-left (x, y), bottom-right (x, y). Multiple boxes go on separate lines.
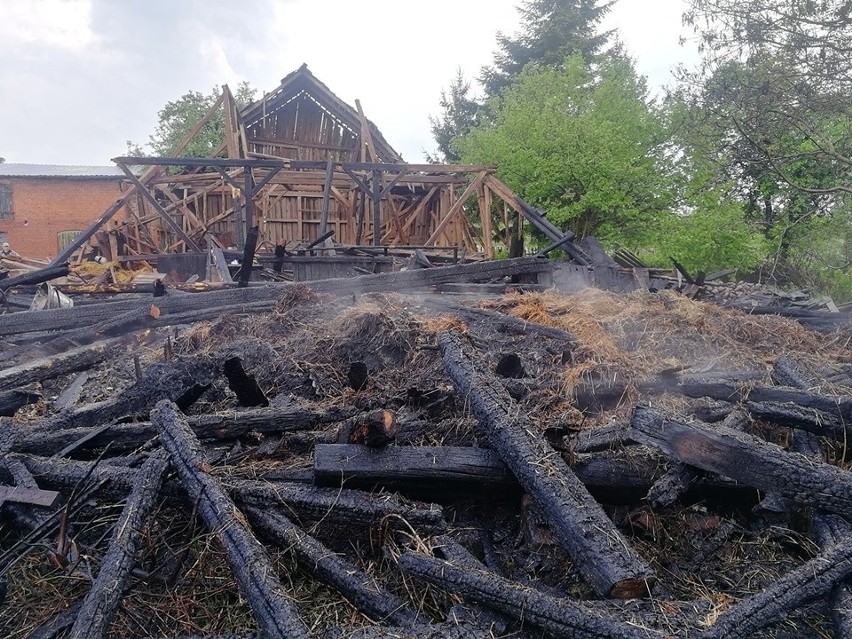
top-left (0, 485), bottom-right (59, 508)
top-left (425, 172), bottom-right (486, 246)
top-left (355, 99), bottom-right (378, 163)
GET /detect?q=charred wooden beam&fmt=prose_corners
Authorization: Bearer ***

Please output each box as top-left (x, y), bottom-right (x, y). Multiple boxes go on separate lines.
top-left (629, 406), bottom-right (852, 517)
top-left (0, 388), bottom-right (41, 417)
top-left (314, 444), bottom-right (514, 490)
top-left (397, 552), bottom-right (663, 639)
top-left (645, 463), bottom-right (702, 510)
top-left (11, 453), bottom-right (446, 532)
top-left (152, 399), bottom-right (310, 639)
top-left (0, 338), bottom-right (122, 392)
top-left (245, 506), bottom-right (417, 626)
top-left (66, 452), bottom-right (169, 639)
top-left (222, 357), bottom-right (269, 407)
top-left (418, 299), bottom-right (576, 343)
top-left (0, 265), bottom-right (69, 292)
top-left (438, 331), bottom-right (655, 598)
top-left (697, 532), bottom-right (852, 639)
top-left (16, 405), bottom-right (358, 456)
top-left (319, 621), bottom-right (495, 639)
top-left (745, 401), bottom-right (845, 439)
top-left (0, 257), bottom-right (553, 337)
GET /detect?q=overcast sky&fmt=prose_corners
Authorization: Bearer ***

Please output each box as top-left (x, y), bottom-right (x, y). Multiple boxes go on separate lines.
top-left (0, 0), bottom-right (697, 166)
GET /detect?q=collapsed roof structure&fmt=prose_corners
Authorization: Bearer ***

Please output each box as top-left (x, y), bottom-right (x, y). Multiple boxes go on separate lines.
top-left (53, 64), bottom-right (579, 269)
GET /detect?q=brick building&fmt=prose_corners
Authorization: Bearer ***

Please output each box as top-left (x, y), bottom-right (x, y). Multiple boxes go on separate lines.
top-left (0, 164), bottom-right (128, 260)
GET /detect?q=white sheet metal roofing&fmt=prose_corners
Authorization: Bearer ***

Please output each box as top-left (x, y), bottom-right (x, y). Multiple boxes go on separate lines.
top-left (0, 163), bottom-right (126, 178)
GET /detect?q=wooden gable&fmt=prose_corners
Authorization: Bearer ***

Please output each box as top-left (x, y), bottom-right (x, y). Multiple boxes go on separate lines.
top-left (241, 64), bottom-right (403, 164)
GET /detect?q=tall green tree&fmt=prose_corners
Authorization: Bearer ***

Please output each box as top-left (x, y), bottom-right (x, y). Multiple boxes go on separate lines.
top-left (428, 68), bottom-right (481, 163)
top-left (481, 0), bottom-right (616, 95)
top-left (430, 0), bottom-right (615, 162)
top-left (459, 55), bottom-right (673, 248)
top-left (681, 0), bottom-right (852, 196)
top-left (145, 81), bottom-right (256, 157)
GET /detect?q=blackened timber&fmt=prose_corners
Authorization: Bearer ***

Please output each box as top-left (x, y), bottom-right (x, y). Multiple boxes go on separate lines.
top-left (0, 339), bottom-right (122, 392)
top-left (246, 506), bottom-right (417, 626)
top-left (645, 463), bottom-right (702, 510)
top-left (696, 533), bottom-right (852, 639)
top-left (0, 388), bottom-right (41, 417)
top-left (13, 452), bottom-right (446, 532)
top-left (66, 452), bottom-right (169, 639)
top-left (151, 400), bottom-right (310, 639)
top-left (314, 444), bottom-right (514, 489)
top-left (746, 401), bottom-right (845, 439)
top-left (222, 357), bottom-right (269, 407)
top-left (237, 226), bottom-right (259, 287)
top-left (438, 331), bottom-right (655, 598)
top-left (419, 299), bottom-right (576, 343)
top-left (335, 410), bottom-right (396, 447)
top-left (397, 552), bottom-right (664, 639)
top-left (629, 407), bottom-right (852, 517)
top-left (0, 257), bottom-right (553, 337)
top-left (15, 405), bottom-right (358, 457)
top-left (0, 265), bottom-right (69, 292)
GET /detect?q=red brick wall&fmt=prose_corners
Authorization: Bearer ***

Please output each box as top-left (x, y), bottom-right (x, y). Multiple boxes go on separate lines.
top-left (0, 177), bottom-right (126, 260)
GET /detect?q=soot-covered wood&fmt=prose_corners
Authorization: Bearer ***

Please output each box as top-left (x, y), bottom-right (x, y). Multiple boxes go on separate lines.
top-left (152, 400), bottom-right (310, 639)
top-left (438, 330), bottom-right (655, 598)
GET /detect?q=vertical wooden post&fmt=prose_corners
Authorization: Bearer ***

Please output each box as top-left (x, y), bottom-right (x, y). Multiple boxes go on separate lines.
top-left (244, 168), bottom-right (255, 238)
top-left (371, 169), bottom-right (382, 246)
top-left (319, 158), bottom-right (334, 235)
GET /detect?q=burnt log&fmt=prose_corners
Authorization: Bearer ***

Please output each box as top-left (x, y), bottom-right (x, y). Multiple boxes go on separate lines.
top-left (745, 401), bottom-right (845, 438)
top-left (420, 298), bottom-right (576, 343)
top-left (152, 399), bottom-right (310, 639)
top-left (696, 532), bottom-right (852, 639)
top-left (314, 444), bottom-right (514, 490)
top-left (12, 453), bottom-right (446, 533)
top-left (320, 622), bottom-right (494, 639)
top-left (0, 257), bottom-right (553, 337)
top-left (438, 330), bottom-right (655, 598)
top-left (645, 463), bottom-right (702, 510)
top-left (245, 506), bottom-right (417, 626)
top-left (16, 405), bottom-right (358, 456)
top-left (0, 388), bottom-right (41, 416)
top-left (222, 357), bottom-right (269, 407)
top-left (397, 552), bottom-right (664, 639)
top-left (629, 406), bottom-right (852, 517)
top-left (336, 410), bottom-right (397, 447)
top-left (0, 338), bottom-right (122, 392)
top-left (0, 264), bottom-right (69, 292)
top-left (66, 451), bottom-right (169, 639)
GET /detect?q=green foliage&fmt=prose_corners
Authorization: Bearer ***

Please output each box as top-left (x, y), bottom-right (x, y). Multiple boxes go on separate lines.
top-left (459, 55), bottom-right (673, 248)
top-left (428, 69), bottom-right (482, 163)
top-left (145, 82), bottom-right (256, 157)
top-left (481, 0), bottom-right (615, 95)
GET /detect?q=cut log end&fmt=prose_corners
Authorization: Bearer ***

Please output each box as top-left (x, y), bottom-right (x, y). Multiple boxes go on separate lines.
top-left (609, 577), bottom-right (654, 600)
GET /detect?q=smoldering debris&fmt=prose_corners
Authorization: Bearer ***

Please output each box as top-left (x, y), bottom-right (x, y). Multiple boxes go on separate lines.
top-left (1, 273), bottom-right (852, 638)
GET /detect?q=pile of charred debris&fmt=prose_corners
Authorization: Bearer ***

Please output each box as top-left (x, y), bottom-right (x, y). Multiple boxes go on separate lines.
top-left (4, 252), bottom-right (852, 639)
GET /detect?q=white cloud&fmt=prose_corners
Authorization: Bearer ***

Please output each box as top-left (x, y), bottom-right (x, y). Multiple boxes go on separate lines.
top-left (0, 0), bottom-right (698, 165)
top-left (0, 0), bottom-right (96, 49)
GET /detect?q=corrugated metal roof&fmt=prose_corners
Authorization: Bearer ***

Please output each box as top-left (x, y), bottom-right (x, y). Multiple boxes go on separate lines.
top-left (0, 163), bottom-right (126, 178)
